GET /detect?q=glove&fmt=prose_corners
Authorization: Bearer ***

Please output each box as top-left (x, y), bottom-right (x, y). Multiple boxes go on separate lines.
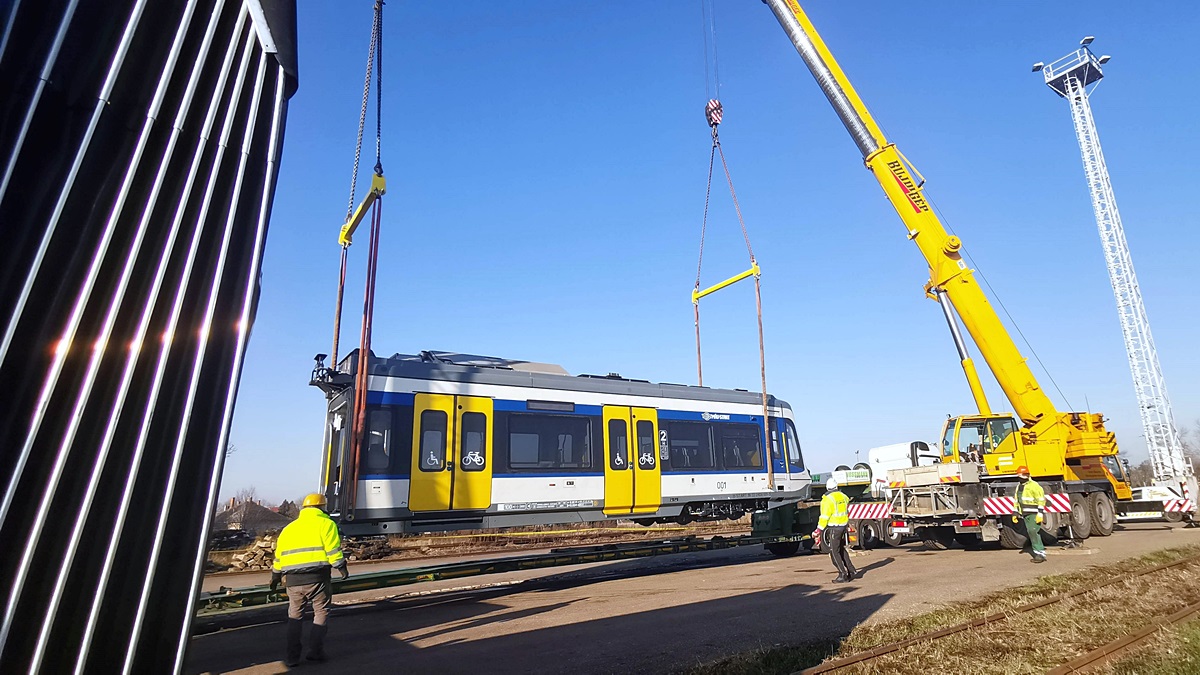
top-left (338, 566), bottom-right (349, 580)
top-left (811, 528), bottom-right (822, 541)
top-left (1035, 514), bottom-right (1044, 525)
top-left (269, 572), bottom-right (281, 592)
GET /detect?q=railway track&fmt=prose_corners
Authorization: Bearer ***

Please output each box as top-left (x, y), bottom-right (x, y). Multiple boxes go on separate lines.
top-left (801, 552), bottom-right (1200, 674)
top-left (1048, 597), bottom-right (1200, 673)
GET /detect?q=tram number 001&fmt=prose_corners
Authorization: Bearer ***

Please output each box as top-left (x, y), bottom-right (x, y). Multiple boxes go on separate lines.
top-left (716, 481), bottom-right (727, 491)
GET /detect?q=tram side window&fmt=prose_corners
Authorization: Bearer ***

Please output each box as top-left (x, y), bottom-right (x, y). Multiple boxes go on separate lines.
top-left (666, 422), bottom-right (715, 470)
top-left (365, 408), bottom-right (392, 471)
top-left (784, 419), bottom-right (805, 471)
top-left (418, 410), bottom-right (447, 472)
top-left (718, 423), bottom-right (763, 469)
top-left (507, 414), bottom-right (593, 471)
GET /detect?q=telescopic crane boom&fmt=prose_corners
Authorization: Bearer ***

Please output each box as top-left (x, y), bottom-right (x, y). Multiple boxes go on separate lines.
top-left (762, 0), bottom-right (1127, 495)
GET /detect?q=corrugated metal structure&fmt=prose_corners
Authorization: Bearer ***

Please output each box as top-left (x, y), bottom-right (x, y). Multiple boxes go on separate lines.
top-left (0, 0), bottom-right (297, 671)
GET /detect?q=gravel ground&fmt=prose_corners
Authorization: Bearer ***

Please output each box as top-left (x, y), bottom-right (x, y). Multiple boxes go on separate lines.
top-left (185, 522), bottom-right (1200, 675)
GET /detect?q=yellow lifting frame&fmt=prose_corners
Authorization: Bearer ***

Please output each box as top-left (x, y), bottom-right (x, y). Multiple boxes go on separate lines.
top-left (691, 263), bottom-right (761, 304)
top-left (338, 173), bottom-right (387, 246)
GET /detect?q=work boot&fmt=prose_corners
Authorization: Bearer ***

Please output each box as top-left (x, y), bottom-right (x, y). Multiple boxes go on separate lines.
top-left (285, 618), bottom-right (303, 666)
top-left (307, 623), bottom-right (328, 662)
top-left (833, 575), bottom-right (847, 583)
top-left (1032, 553), bottom-right (1046, 564)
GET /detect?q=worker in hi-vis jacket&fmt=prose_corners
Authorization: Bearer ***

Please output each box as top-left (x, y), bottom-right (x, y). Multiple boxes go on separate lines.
top-left (1013, 465), bottom-right (1048, 563)
top-left (812, 477), bottom-right (858, 582)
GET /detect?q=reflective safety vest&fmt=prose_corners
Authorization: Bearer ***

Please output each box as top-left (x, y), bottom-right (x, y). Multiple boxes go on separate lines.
top-left (273, 507), bottom-right (346, 574)
top-left (818, 490), bottom-right (850, 528)
top-left (1015, 479), bottom-right (1046, 514)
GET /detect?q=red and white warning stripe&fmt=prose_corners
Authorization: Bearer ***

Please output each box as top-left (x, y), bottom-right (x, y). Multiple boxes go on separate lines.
top-left (1164, 499), bottom-right (1196, 513)
top-left (982, 493), bottom-right (1071, 516)
top-left (848, 502), bottom-right (891, 520)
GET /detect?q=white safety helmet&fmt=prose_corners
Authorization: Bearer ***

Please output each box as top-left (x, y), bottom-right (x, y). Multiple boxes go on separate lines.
top-left (826, 477), bottom-right (839, 491)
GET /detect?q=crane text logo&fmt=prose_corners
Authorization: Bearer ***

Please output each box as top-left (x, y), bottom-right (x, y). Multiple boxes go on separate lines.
top-left (886, 160), bottom-right (930, 213)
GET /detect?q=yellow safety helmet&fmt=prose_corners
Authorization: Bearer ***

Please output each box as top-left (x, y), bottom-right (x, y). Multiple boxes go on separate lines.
top-left (302, 493), bottom-right (327, 509)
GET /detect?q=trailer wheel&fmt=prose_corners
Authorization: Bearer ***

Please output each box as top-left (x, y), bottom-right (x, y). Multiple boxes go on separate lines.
top-left (1069, 494), bottom-right (1093, 539)
top-left (766, 541), bottom-right (801, 557)
top-left (998, 519), bottom-right (1028, 550)
top-left (879, 519), bottom-right (904, 547)
top-left (919, 527), bottom-right (955, 550)
top-left (1088, 492), bottom-right (1115, 536)
top-left (954, 533), bottom-right (982, 549)
top-left (856, 520), bottom-right (880, 549)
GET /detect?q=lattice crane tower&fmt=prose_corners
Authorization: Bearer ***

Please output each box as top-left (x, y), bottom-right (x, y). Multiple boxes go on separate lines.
top-left (1032, 39), bottom-right (1190, 488)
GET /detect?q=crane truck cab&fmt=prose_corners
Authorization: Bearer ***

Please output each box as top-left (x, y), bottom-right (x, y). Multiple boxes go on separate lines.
top-left (939, 414), bottom-right (1133, 501)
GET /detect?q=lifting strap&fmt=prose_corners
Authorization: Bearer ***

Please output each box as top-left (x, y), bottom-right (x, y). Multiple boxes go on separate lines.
top-left (692, 99), bottom-right (778, 488)
top-left (330, 0), bottom-right (386, 521)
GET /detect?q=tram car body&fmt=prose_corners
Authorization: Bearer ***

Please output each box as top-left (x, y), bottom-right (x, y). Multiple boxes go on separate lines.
top-left (312, 350), bottom-right (811, 535)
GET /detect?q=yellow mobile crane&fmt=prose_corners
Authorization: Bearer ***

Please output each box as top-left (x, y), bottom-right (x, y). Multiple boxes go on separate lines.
top-left (760, 1), bottom-right (1143, 547)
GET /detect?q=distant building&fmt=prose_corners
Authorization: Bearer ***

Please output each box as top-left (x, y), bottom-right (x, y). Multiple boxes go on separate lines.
top-left (213, 500), bottom-right (294, 537)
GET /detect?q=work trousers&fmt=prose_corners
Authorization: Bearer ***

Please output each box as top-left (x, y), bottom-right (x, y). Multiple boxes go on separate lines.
top-left (826, 525), bottom-right (855, 579)
top-left (286, 579), bottom-right (331, 661)
top-left (1023, 513), bottom-right (1045, 556)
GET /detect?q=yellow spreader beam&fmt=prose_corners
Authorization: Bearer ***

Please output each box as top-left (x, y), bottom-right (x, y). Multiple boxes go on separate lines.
top-left (692, 263), bottom-right (760, 304)
top-left (338, 173), bottom-right (387, 246)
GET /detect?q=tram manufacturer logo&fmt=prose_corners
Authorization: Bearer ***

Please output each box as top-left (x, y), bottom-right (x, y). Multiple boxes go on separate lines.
top-left (701, 412), bottom-right (730, 421)
top-left (885, 160), bottom-right (930, 214)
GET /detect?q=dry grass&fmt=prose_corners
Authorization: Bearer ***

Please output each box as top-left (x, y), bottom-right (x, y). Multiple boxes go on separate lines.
top-left (1102, 619), bottom-right (1200, 675)
top-left (682, 545), bottom-right (1200, 675)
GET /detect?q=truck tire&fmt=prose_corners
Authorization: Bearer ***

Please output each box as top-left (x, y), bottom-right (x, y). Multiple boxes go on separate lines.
top-left (920, 527), bottom-right (955, 551)
top-left (766, 541), bottom-right (801, 557)
top-left (999, 519), bottom-right (1028, 550)
top-left (879, 519), bottom-right (904, 547)
top-left (856, 520), bottom-right (880, 549)
top-left (1165, 511), bottom-right (1185, 523)
top-left (1088, 492), bottom-right (1115, 536)
top-left (1069, 494), bottom-right (1092, 539)
top-left (954, 533), bottom-right (981, 549)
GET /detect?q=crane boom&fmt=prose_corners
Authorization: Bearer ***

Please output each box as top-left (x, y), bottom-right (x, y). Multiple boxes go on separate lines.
top-left (763, 0), bottom-right (1054, 424)
top-left (763, 1), bottom-right (1126, 493)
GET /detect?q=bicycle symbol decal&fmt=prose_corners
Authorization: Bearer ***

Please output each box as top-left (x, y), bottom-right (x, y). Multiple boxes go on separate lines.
top-left (462, 451), bottom-right (485, 467)
top-left (639, 452), bottom-right (654, 467)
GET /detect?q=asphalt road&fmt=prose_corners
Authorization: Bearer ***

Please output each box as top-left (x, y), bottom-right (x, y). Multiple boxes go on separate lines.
top-left (186, 523), bottom-right (1200, 675)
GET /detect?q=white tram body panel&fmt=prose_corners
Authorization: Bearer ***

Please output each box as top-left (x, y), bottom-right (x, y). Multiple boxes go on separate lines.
top-left (314, 351), bottom-right (811, 535)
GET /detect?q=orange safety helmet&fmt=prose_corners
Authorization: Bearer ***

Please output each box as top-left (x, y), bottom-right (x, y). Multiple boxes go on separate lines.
top-left (302, 493), bottom-right (328, 508)
top-left (1016, 466), bottom-right (1031, 476)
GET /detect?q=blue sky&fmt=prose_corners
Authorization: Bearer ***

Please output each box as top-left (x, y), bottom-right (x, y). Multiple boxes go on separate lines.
top-left (224, 1), bottom-right (1200, 504)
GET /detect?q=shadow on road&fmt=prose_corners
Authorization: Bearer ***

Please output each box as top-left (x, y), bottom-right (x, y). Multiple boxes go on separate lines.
top-left (186, 549), bottom-right (894, 675)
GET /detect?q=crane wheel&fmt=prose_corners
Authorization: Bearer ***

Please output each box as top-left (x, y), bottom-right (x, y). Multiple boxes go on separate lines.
top-left (1165, 511), bottom-right (1185, 523)
top-left (1088, 492), bottom-right (1115, 536)
top-left (1069, 494), bottom-right (1093, 539)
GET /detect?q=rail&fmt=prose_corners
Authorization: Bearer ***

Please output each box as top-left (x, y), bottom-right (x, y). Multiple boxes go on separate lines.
top-left (1048, 597), bottom-right (1200, 673)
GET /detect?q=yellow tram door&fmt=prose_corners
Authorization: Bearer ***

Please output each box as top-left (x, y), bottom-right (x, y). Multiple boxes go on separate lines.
top-left (409, 393), bottom-right (493, 512)
top-left (451, 396), bottom-right (494, 510)
top-left (602, 406), bottom-right (661, 516)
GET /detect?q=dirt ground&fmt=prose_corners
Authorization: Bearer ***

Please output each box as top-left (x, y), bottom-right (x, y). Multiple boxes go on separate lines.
top-left (186, 522), bottom-right (1200, 675)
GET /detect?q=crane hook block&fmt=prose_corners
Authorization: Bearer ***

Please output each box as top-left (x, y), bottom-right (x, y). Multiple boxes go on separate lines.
top-left (338, 173), bottom-right (388, 247)
top-left (705, 99), bottom-right (723, 127)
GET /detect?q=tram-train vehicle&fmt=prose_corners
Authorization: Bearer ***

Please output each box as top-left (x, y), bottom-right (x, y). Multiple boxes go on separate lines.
top-left (310, 350), bottom-right (811, 535)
